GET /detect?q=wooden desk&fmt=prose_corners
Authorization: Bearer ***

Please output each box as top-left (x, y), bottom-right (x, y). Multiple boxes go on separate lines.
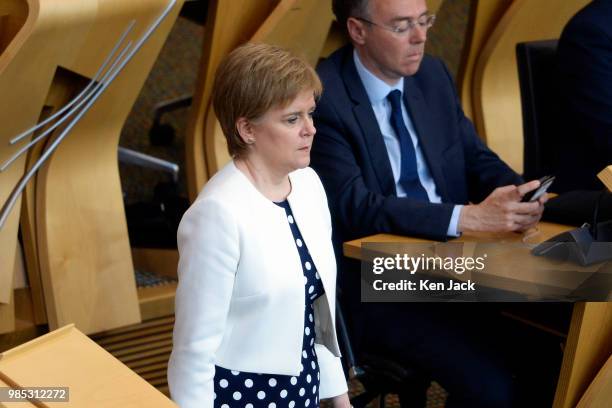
top-left (343, 222), bottom-right (612, 408)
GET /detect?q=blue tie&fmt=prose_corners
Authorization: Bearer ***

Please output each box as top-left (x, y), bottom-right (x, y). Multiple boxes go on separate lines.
top-left (387, 89), bottom-right (429, 201)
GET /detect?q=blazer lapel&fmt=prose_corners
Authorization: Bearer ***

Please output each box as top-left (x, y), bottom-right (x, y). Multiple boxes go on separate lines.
top-left (341, 48), bottom-right (396, 195)
top-left (403, 77), bottom-right (450, 200)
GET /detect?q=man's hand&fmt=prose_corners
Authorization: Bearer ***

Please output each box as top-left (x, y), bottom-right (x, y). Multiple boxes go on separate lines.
top-left (458, 180), bottom-right (547, 233)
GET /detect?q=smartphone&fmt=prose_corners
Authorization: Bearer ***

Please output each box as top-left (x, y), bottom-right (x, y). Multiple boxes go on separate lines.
top-left (522, 175), bottom-right (555, 202)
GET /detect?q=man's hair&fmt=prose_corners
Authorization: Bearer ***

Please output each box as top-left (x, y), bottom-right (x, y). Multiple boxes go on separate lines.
top-left (212, 43), bottom-right (322, 158)
top-left (332, 0), bottom-right (370, 28)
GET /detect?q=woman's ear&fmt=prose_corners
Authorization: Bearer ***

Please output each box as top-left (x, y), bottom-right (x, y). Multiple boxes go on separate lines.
top-left (236, 117), bottom-right (256, 145)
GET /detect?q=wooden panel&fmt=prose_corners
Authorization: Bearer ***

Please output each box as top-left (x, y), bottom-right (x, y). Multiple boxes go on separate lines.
top-left (23, 0), bottom-right (184, 334)
top-left (597, 166), bottom-right (612, 191)
top-left (3, 0), bottom-right (188, 331)
top-left (343, 221), bottom-right (571, 260)
top-left (0, 0), bottom-right (37, 306)
top-left (576, 354), bottom-right (612, 408)
top-left (251, 0), bottom-right (334, 67)
top-left (0, 325), bottom-right (177, 407)
top-left (554, 302), bottom-right (612, 408)
top-left (19, 78), bottom-right (83, 325)
top-left (320, 21), bottom-right (348, 60)
top-left (13, 288), bottom-right (35, 332)
top-left (473, 0), bottom-right (589, 171)
top-left (0, 375), bottom-right (35, 408)
top-left (185, 0), bottom-right (279, 199)
top-left (132, 248), bottom-right (178, 279)
top-left (0, 291), bottom-right (14, 336)
top-left (458, 0), bottom-right (513, 121)
top-left (0, 0), bottom-right (28, 57)
top-left (138, 283), bottom-right (177, 321)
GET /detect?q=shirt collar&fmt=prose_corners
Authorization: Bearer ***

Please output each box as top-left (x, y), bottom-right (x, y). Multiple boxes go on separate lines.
top-left (353, 48), bottom-right (404, 104)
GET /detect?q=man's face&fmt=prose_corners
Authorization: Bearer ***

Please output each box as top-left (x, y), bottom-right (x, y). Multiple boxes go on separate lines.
top-left (355, 0), bottom-right (429, 83)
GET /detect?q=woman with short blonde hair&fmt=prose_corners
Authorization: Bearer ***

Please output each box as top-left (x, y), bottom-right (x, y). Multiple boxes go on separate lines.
top-left (168, 43), bottom-right (350, 408)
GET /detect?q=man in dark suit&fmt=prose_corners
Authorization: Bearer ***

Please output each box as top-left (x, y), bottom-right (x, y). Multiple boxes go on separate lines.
top-left (555, 0), bottom-right (612, 193)
top-left (310, 0), bottom-right (549, 406)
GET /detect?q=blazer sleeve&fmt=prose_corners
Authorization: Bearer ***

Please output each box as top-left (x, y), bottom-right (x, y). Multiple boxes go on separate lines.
top-left (311, 90), bottom-right (455, 241)
top-left (168, 198), bottom-right (239, 408)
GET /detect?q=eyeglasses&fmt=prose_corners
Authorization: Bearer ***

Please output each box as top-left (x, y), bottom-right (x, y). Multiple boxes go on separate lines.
top-left (355, 14), bottom-right (436, 35)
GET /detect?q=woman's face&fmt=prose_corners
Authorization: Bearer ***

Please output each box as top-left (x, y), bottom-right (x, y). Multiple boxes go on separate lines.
top-left (247, 90), bottom-right (316, 175)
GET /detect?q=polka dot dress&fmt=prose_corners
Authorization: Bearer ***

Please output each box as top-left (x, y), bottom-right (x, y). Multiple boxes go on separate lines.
top-left (213, 199), bottom-right (325, 408)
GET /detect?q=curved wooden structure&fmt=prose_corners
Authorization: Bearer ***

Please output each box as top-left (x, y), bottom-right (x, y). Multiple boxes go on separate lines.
top-left (0, 0), bottom-right (183, 334)
top-left (457, 0), bottom-right (512, 121)
top-left (556, 302), bottom-right (612, 408)
top-left (472, 0), bottom-right (589, 172)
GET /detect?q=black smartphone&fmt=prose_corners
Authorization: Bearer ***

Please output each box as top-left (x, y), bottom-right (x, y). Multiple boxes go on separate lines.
top-left (522, 175), bottom-right (555, 202)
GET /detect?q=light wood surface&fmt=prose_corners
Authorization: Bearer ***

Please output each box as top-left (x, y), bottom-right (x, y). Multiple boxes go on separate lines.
top-left (344, 221), bottom-right (568, 259)
top-left (1, 0), bottom-right (187, 334)
top-left (576, 354), bottom-right (612, 408)
top-left (472, 0), bottom-right (589, 172)
top-left (137, 283), bottom-right (177, 321)
top-left (343, 222), bottom-right (612, 408)
top-left (184, 0), bottom-right (279, 199)
top-left (458, 0), bottom-right (512, 121)
top-left (0, 324), bottom-right (177, 407)
top-left (0, 375), bottom-right (34, 408)
top-left (555, 303), bottom-right (612, 408)
top-left (0, 243), bottom-right (20, 334)
top-left (251, 0), bottom-right (334, 68)
top-left (320, 21), bottom-right (348, 60)
top-left (19, 86), bottom-right (77, 327)
top-left (0, 0), bottom-right (39, 306)
top-left (597, 166), bottom-right (612, 191)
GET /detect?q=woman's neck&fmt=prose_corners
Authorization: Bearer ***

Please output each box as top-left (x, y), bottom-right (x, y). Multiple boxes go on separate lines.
top-left (234, 157), bottom-right (291, 202)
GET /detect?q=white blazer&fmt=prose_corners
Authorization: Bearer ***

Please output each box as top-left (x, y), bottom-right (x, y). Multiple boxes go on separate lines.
top-left (168, 161), bottom-right (347, 408)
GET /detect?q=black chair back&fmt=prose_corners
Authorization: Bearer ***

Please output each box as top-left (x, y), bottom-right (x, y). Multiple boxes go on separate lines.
top-left (516, 39), bottom-right (559, 180)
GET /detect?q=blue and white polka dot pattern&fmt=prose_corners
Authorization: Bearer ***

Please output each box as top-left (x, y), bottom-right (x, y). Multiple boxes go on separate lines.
top-left (213, 199), bottom-right (324, 407)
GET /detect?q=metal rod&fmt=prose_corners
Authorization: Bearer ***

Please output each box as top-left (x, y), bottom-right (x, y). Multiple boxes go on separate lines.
top-left (118, 147), bottom-right (180, 183)
top-left (0, 0), bottom-right (177, 230)
top-left (8, 20), bottom-right (135, 145)
top-left (0, 40), bottom-right (134, 172)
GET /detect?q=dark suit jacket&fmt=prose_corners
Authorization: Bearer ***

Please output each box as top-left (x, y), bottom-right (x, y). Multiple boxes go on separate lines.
top-left (311, 45), bottom-right (522, 245)
top-left (555, 0), bottom-right (612, 192)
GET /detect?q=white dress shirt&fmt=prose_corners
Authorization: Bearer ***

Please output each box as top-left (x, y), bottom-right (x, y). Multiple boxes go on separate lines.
top-left (353, 50), bottom-right (462, 236)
